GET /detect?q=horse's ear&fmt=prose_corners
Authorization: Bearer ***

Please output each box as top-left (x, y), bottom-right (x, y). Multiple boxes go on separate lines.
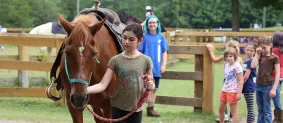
top-left (57, 13), bottom-right (73, 34)
top-left (89, 18), bottom-right (106, 35)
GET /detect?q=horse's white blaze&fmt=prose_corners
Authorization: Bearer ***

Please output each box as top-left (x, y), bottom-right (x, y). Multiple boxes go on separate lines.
top-left (78, 46), bottom-right (85, 56)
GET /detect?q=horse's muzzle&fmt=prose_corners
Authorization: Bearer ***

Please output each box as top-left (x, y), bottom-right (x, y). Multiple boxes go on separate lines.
top-left (70, 92), bottom-right (89, 109)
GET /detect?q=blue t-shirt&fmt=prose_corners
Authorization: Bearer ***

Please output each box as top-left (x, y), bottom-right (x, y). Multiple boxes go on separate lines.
top-left (242, 59), bottom-right (256, 93)
top-left (138, 33), bottom-right (169, 77)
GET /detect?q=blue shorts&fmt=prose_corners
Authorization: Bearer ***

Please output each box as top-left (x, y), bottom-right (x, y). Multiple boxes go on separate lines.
top-left (154, 77), bottom-right (160, 90)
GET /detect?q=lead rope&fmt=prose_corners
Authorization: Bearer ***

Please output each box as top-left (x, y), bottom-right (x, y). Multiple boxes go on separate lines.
top-left (86, 75), bottom-right (151, 122)
top-left (86, 89), bottom-right (149, 122)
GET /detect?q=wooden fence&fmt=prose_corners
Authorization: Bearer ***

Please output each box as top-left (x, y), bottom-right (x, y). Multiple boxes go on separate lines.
top-left (164, 31), bottom-right (275, 59)
top-left (6, 28), bottom-right (32, 33)
top-left (0, 33), bottom-right (214, 114)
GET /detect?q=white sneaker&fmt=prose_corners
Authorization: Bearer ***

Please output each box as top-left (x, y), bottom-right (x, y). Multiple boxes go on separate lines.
top-left (224, 114), bottom-right (229, 121)
top-left (215, 114), bottom-right (229, 121)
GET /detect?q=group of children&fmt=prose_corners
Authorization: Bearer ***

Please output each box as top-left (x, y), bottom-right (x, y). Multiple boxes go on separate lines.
top-left (207, 32), bottom-right (283, 123)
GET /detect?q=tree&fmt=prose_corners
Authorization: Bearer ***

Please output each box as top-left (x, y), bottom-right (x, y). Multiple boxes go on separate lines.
top-left (231, 0), bottom-right (240, 31)
top-left (250, 0), bottom-right (283, 10)
top-left (0, 0), bottom-right (33, 27)
top-left (27, 0), bottom-right (61, 26)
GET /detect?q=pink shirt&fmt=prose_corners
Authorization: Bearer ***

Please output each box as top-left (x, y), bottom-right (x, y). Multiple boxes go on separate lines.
top-left (272, 48), bottom-right (283, 78)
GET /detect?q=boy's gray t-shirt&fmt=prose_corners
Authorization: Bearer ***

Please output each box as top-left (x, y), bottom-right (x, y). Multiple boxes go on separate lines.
top-left (108, 53), bottom-right (152, 112)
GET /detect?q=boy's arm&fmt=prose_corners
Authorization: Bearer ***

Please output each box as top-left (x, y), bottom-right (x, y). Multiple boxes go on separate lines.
top-left (270, 63), bottom-right (280, 97)
top-left (243, 69), bottom-right (252, 83)
top-left (251, 54), bottom-right (260, 68)
top-left (237, 72), bottom-right (244, 100)
top-left (206, 44), bottom-right (223, 63)
top-left (161, 51), bottom-right (167, 73)
top-left (208, 49), bottom-right (224, 63)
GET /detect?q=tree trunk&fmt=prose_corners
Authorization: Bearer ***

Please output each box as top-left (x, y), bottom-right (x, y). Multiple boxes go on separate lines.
top-left (231, 0), bottom-right (240, 32)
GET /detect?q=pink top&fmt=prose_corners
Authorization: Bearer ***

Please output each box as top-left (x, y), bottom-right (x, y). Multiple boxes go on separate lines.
top-left (272, 48), bottom-right (283, 78)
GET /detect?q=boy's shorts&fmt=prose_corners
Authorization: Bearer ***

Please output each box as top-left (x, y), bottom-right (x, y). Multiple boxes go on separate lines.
top-left (154, 77), bottom-right (160, 90)
top-left (220, 91), bottom-right (238, 104)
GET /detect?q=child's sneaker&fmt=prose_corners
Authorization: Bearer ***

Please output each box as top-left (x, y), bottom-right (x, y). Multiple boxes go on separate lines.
top-left (215, 114), bottom-right (229, 122)
top-left (224, 114), bottom-right (229, 121)
top-left (229, 118), bottom-right (232, 122)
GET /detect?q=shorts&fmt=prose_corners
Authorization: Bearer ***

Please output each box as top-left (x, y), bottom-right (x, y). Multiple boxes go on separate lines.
top-left (220, 91), bottom-right (238, 104)
top-left (154, 77), bottom-right (160, 90)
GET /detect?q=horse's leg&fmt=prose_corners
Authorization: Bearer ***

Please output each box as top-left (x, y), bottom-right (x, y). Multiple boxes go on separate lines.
top-left (66, 98), bottom-right (84, 123)
top-left (91, 105), bottom-right (105, 123)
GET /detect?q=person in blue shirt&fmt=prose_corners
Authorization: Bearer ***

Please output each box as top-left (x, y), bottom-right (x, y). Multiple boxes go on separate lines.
top-left (138, 15), bottom-right (169, 117)
top-left (242, 42), bottom-right (257, 123)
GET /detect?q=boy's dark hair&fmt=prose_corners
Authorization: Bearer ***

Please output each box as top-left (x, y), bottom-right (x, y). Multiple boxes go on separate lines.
top-left (122, 22), bottom-right (143, 40)
top-left (258, 36), bottom-right (272, 45)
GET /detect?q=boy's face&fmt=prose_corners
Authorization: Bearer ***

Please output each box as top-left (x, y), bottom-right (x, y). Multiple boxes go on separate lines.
top-left (225, 54), bottom-right (235, 64)
top-left (259, 44), bottom-right (272, 56)
top-left (148, 18), bottom-right (158, 32)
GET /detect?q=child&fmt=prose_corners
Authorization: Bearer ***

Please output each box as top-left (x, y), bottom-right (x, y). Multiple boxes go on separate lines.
top-left (206, 40), bottom-right (243, 65)
top-left (138, 15), bottom-right (169, 117)
top-left (219, 47), bottom-right (244, 123)
top-left (242, 42), bottom-right (257, 123)
top-left (272, 31), bottom-right (283, 122)
top-left (87, 23), bottom-right (155, 123)
top-left (206, 40), bottom-right (243, 122)
top-left (251, 36), bottom-right (280, 123)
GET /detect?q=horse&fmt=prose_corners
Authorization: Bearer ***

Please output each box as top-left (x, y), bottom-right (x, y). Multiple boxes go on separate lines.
top-left (57, 12), bottom-right (118, 123)
top-left (29, 22), bottom-right (66, 56)
top-left (118, 11), bottom-right (143, 24)
top-left (118, 11), bottom-right (167, 32)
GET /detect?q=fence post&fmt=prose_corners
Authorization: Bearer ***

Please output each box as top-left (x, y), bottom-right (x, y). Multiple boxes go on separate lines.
top-left (194, 54), bottom-right (203, 112)
top-left (202, 47), bottom-right (214, 114)
top-left (18, 45), bottom-right (29, 88)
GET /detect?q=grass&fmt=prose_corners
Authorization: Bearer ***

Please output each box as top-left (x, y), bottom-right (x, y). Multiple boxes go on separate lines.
top-left (261, 26), bottom-right (283, 30)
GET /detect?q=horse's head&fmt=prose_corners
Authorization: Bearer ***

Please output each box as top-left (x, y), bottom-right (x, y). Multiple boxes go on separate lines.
top-left (57, 13), bottom-right (106, 109)
top-left (119, 11), bottom-right (143, 24)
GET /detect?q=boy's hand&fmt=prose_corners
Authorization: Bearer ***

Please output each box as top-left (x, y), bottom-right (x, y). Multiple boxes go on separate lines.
top-left (206, 44), bottom-right (215, 51)
top-left (256, 47), bottom-right (262, 55)
top-left (161, 65), bottom-right (166, 73)
top-left (269, 89), bottom-right (276, 98)
top-left (236, 93), bottom-right (241, 100)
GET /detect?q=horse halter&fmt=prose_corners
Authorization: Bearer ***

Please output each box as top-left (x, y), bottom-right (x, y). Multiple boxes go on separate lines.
top-left (64, 54), bottom-right (100, 87)
top-left (64, 55), bottom-right (92, 86)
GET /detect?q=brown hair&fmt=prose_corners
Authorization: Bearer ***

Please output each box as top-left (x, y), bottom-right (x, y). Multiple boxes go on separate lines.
top-left (246, 41), bottom-right (257, 50)
top-left (224, 47), bottom-right (238, 61)
top-left (258, 36), bottom-right (272, 45)
top-left (226, 40), bottom-right (240, 55)
top-left (258, 36), bottom-right (273, 54)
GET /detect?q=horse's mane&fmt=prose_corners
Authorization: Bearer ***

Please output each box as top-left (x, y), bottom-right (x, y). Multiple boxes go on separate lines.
top-left (68, 14), bottom-right (95, 45)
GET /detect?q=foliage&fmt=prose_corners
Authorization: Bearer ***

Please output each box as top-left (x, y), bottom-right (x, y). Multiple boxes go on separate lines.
top-left (0, 0), bottom-right (283, 29)
top-left (249, 0), bottom-right (283, 10)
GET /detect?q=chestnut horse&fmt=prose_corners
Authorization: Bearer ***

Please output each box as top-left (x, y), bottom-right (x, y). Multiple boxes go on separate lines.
top-left (57, 12), bottom-right (118, 123)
